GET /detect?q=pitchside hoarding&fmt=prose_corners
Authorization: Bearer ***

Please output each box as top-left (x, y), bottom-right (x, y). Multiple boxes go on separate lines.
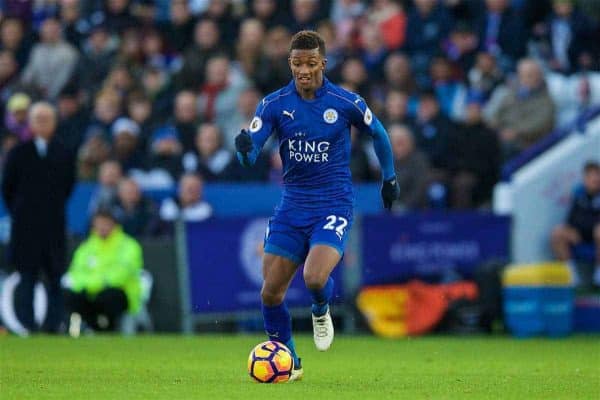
top-left (185, 218), bottom-right (343, 314)
top-left (362, 213), bottom-right (511, 285)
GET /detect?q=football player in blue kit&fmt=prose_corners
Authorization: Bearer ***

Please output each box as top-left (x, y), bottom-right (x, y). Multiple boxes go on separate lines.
top-left (235, 30), bottom-right (398, 380)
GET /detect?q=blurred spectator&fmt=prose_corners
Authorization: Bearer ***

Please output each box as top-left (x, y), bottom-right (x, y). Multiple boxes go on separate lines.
top-left (550, 161), bottom-right (600, 286)
top-left (4, 92), bottom-right (31, 141)
top-left (381, 89), bottom-right (410, 126)
top-left (448, 98), bottom-right (500, 208)
top-left (64, 209), bottom-right (143, 333)
top-left (429, 55), bottom-right (467, 120)
top-left (254, 26), bottom-right (292, 94)
top-left (77, 133), bottom-right (112, 181)
top-left (339, 57), bottom-right (369, 95)
top-left (21, 18), bottom-right (78, 99)
top-left (368, 0), bottom-right (407, 51)
top-left (291, 0), bottom-right (321, 32)
top-left (410, 90), bottom-right (454, 176)
top-left (126, 92), bottom-right (157, 148)
top-left (531, 0), bottom-right (597, 74)
top-left (77, 24), bottom-right (117, 97)
top-left (330, 0), bottom-right (366, 41)
top-left (89, 159), bottom-right (123, 214)
top-left (2, 102), bottom-right (75, 333)
top-left (473, 0), bottom-right (527, 68)
top-left (140, 66), bottom-right (173, 121)
top-left (183, 123), bottom-right (232, 181)
top-left (0, 50), bottom-right (19, 104)
top-left (0, 17), bottom-right (31, 70)
top-left (0, 133), bottom-right (18, 177)
top-left (164, 0), bottom-right (196, 52)
top-left (146, 125), bottom-right (184, 180)
top-left (116, 28), bottom-right (143, 73)
top-left (467, 52), bottom-right (504, 102)
top-left (200, 0), bottom-right (240, 45)
top-left (200, 55), bottom-right (250, 124)
top-left (172, 90), bottom-right (200, 152)
top-left (111, 117), bottom-right (145, 171)
top-left (250, 0), bottom-right (290, 29)
top-left (103, 64), bottom-right (136, 102)
top-left (159, 173), bottom-right (213, 223)
top-left (360, 24), bottom-right (388, 81)
top-left (112, 178), bottom-right (159, 237)
top-left (86, 89), bottom-right (122, 141)
top-left (235, 18), bottom-right (265, 79)
top-left (405, 0), bottom-right (454, 74)
top-left (443, 22), bottom-right (479, 73)
top-left (56, 85), bottom-right (88, 153)
top-left (176, 18), bottom-right (221, 90)
top-left (383, 52), bottom-right (418, 96)
top-left (389, 124), bottom-right (430, 210)
top-left (486, 58), bottom-right (555, 159)
top-left (103, 0), bottom-right (138, 34)
top-left (219, 86), bottom-right (261, 152)
top-left (59, 0), bottom-right (87, 48)
top-left (141, 29), bottom-right (180, 74)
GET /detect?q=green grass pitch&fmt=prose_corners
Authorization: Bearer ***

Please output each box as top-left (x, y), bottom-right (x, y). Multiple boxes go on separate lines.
top-left (2, 334), bottom-right (599, 399)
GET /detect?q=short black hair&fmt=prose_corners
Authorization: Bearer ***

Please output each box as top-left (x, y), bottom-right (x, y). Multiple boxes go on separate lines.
top-left (290, 30), bottom-right (326, 56)
top-left (93, 207), bottom-right (117, 222)
top-left (584, 161), bottom-right (600, 174)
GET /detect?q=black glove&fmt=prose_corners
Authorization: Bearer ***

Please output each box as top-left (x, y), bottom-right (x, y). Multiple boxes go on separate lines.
top-left (235, 129), bottom-right (253, 154)
top-left (381, 177), bottom-right (399, 211)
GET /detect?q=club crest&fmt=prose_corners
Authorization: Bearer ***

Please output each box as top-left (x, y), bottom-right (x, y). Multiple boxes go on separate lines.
top-left (249, 116), bottom-right (262, 133)
top-left (364, 108), bottom-right (373, 125)
top-left (323, 108), bottom-right (338, 124)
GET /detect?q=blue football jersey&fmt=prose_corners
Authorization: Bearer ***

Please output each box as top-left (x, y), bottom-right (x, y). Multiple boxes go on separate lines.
top-left (248, 78), bottom-right (379, 212)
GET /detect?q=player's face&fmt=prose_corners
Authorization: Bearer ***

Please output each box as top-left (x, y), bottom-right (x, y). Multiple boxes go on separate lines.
top-left (289, 48), bottom-right (326, 96)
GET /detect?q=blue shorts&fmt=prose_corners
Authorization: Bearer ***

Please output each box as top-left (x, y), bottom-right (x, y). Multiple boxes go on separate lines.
top-left (264, 208), bottom-right (353, 265)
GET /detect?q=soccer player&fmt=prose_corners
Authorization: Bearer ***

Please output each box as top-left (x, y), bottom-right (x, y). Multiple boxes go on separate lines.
top-left (235, 31), bottom-right (398, 380)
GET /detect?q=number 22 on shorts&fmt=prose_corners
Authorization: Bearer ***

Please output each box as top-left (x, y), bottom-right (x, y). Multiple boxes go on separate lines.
top-left (323, 215), bottom-right (348, 240)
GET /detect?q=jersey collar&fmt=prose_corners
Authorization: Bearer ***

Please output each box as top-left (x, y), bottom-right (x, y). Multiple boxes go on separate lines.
top-left (288, 76), bottom-right (330, 99)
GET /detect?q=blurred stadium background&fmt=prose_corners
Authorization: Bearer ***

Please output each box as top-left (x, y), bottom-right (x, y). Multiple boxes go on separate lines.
top-left (0, 0), bottom-right (599, 397)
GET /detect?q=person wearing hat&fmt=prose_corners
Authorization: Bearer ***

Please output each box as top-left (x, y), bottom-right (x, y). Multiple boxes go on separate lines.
top-left (1, 102), bottom-right (76, 333)
top-left (4, 92), bottom-right (32, 141)
top-left (111, 117), bottom-right (145, 172)
top-left (63, 208), bottom-right (143, 334)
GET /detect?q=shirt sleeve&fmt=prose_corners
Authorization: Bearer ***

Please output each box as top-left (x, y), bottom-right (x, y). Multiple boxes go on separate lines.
top-left (347, 95), bottom-right (396, 181)
top-left (346, 95), bottom-right (378, 136)
top-left (238, 97), bottom-right (278, 166)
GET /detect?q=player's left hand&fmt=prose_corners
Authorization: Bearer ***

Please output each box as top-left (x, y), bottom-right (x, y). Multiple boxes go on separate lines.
top-left (381, 177), bottom-right (399, 211)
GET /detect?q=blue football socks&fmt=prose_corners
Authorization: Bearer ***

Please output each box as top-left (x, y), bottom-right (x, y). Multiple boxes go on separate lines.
top-left (310, 276), bottom-right (334, 317)
top-left (262, 303), bottom-right (300, 367)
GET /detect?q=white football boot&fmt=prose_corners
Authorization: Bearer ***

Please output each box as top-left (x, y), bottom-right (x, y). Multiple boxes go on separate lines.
top-left (312, 309), bottom-right (334, 351)
top-left (288, 358), bottom-right (304, 382)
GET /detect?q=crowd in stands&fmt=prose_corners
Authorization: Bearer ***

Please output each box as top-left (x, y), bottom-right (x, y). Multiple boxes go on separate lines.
top-left (1, 0), bottom-right (600, 232)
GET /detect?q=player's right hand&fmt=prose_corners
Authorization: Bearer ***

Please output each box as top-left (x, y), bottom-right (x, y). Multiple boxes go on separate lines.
top-left (235, 129), bottom-right (253, 154)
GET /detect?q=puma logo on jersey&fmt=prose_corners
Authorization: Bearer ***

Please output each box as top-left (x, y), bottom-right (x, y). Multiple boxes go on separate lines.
top-left (283, 110), bottom-right (295, 120)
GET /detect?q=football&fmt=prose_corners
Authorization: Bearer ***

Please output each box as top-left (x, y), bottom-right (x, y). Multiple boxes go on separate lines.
top-left (247, 341), bottom-right (294, 383)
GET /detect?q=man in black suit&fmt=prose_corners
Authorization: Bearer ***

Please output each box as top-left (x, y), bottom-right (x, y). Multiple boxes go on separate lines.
top-left (1, 102), bottom-right (75, 333)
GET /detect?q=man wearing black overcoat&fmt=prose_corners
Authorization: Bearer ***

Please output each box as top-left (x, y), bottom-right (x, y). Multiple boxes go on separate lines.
top-left (2, 102), bottom-right (75, 333)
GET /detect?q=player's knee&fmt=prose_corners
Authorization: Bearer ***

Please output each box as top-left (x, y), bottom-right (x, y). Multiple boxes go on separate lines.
top-left (261, 288), bottom-right (285, 306)
top-left (303, 270), bottom-right (327, 290)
